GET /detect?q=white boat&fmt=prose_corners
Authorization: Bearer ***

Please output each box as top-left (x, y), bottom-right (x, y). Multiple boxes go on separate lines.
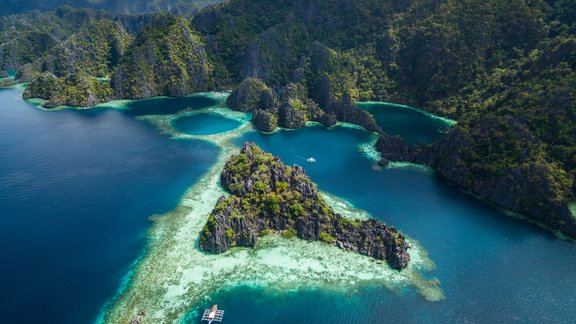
top-left (307, 157), bottom-right (316, 163)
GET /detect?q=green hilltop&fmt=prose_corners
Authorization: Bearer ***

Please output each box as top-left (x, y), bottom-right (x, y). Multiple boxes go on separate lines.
top-left (1, 0), bottom-right (575, 236)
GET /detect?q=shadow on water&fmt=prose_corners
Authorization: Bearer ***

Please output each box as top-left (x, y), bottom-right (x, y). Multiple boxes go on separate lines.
top-left (122, 96), bottom-right (219, 116)
top-left (173, 113), bottom-right (242, 135)
top-left (0, 88), bottom-right (220, 323)
top-left (357, 102), bottom-right (454, 144)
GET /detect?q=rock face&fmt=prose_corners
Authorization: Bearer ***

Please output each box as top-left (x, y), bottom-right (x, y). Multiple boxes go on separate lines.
top-left (111, 14), bottom-right (212, 99)
top-left (252, 109), bottom-right (278, 132)
top-left (226, 77), bottom-right (275, 112)
top-left (227, 78), bottom-right (338, 132)
top-left (0, 71), bottom-right (8, 78)
top-left (36, 20), bottom-right (132, 78)
top-left (15, 64), bottom-right (40, 83)
top-left (376, 117), bottom-right (576, 237)
top-left (199, 142), bottom-right (411, 269)
top-left (376, 134), bottom-right (434, 166)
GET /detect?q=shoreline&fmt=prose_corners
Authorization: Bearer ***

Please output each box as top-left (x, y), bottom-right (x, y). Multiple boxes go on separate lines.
top-left (97, 107), bottom-right (444, 323)
top-left (356, 101), bottom-right (457, 126)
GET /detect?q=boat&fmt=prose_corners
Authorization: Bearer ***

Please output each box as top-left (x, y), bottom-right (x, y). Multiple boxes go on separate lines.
top-left (307, 157), bottom-right (316, 163)
top-left (201, 304), bottom-right (224, 324)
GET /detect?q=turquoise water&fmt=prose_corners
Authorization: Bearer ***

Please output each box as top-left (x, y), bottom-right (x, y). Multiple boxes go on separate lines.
top-left (0, 88), bottom-right (219, 323)
top-left (173, 113), bottom-right (242, 135)
top-left (357, 102), bottom-right (454, 144)
top-left (1, 69), bottom-right (16, 78)
top-left (2, 87), bottom-right (575, 323)
top-left (187, 125), bottom-right (576, 323)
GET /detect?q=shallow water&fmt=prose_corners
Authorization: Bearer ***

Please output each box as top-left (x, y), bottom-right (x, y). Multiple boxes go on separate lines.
top-left (1, 69), bottom-right (16, 78)
top-left (208, 125), bottom-right (576, 323)
top-left (173, 113), bottom-right (242, 135)
top-left (1, 88), bottom-right (575, 323)
top-left (0, 88), bottom-right (219, 323)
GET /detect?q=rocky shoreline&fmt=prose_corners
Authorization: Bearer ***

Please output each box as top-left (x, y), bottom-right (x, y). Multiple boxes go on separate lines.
top-left (376, 123), bottom-right (576, 238)
top-left (199, 142), bottom-right (410, 269)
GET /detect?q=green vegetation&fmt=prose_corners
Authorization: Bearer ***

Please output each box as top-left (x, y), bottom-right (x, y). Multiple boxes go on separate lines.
top-left (24, 71), bottom-right (113, 107)
top-left (0, 1), bottom-right (223, 17)
top-left (111, 14), bottom-right (213, 99)
top-left (2, 0), bottom-right (575, 235)
top-left (37, 20), bottom-right (133, 77)
top-left (199, 143), bottom-right (411, 269)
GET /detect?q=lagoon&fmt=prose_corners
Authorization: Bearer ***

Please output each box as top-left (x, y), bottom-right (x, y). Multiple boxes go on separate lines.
top-left (0, 88), bottom-right (575, 323)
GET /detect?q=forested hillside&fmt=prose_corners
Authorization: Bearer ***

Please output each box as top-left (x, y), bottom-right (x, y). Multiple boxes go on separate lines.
top-left (0, 0), bottom-right (222, 17)
top-left (1, 0), bottom-right (575, 236)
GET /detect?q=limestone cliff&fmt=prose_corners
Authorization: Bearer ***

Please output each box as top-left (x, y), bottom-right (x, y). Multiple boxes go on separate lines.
top-left (376, 117), bottom-right (576, 237)
top-left (24, 72), bottom-right (113, 108)
top-left (111, 14), bottom-right (212, 99)
top-left (199, 142), bottom-right (411, 269)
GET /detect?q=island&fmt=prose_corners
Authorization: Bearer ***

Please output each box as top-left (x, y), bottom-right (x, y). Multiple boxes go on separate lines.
top-left (199, 142), bottom-right (410, 269)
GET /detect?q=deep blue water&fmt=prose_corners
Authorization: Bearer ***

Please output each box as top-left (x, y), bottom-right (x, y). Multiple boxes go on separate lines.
top-left (0, 88), bottom-right (219, 323)
top-left (357, 102), bottom-right (453, 144)
top-left (199, 125), bottom-right (576, 323)
top-left (117, 95), bottom-right (220, 116)
top-left (2, 87), bottom-right (575, 323)
top-left (173, 113), bottom-right (242, 135)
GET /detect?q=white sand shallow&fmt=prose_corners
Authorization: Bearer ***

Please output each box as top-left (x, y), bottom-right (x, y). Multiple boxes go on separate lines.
top-left (93, 97), bottom-right (444, 323)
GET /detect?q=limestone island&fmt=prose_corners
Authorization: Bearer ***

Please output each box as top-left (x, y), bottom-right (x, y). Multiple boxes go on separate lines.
top-left (199, 142), bottom-right (410, 269)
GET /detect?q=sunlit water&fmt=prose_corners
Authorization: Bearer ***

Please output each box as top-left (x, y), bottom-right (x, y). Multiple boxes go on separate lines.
top-left (0, 88), bottom-right (219, 323)
top-left (1, 87), bottom-right (575, 323)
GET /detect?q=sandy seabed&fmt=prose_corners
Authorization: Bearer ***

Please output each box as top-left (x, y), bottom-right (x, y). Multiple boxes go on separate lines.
top-left (94, 95), bottom-right (444, 323)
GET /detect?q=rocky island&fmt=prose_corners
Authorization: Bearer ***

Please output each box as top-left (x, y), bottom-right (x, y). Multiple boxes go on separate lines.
top-left (199, 142), bottom-right (410, 269)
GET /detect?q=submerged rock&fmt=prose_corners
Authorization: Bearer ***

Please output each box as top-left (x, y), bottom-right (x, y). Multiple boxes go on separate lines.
top-left (199, 142), bottom-right (411, 269)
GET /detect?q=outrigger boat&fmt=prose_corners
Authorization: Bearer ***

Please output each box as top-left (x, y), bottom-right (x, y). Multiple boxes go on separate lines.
top-left (201, 304), bottom-right (224, 324)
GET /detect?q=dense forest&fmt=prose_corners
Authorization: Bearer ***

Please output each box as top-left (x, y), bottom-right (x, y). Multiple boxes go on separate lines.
top-left (0, 0), bottom-right (223, 17)
top-left (1, 0), bottom-right (575, 236)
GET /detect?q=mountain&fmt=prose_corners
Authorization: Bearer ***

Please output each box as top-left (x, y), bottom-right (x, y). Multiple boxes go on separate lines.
top-left (110, 14), bottom-right (213, 99)
top-left (0, 1), bottom-right (223, 17)
top-left (2, 0), bottom-right (575, 237)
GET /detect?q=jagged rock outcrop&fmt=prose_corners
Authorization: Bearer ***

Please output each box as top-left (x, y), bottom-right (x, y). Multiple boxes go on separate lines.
top-left (376, 117), bottom-right (576, 237)
top-left (24, 72), bottom-right (113, 108)
top-left (15, 64), bottom-right (40, 82)
top-left (228, 78), bottom-right (337, 131)
top-left (252, 109), bottom-right (278, 132)
top-left (328, 99), bottom-right (382, 133)
top-left (376, 134), bottom-right (434, 166)
top-left (111, 14), bottom-right (212, 99)
top-left (199, 142), bottom-right (411, 269)
top-left (36, 20), bottom-right (132, 78)
top-left (226, 77), bottom-right (275, 112)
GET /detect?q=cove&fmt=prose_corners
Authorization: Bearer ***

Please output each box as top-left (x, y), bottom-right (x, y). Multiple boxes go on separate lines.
top-left (357, 102), bottom-right (455, 144)
top-left (0, 87), bottom-right (219, 323)
top-left (172, 113), bottom-right (242, 135)
top-left (204, 125), bottom-right (576, 323)
top-left (118, 95), bottom-right (220, 116)
top-left (1, 69), bottom-right (16, 78)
